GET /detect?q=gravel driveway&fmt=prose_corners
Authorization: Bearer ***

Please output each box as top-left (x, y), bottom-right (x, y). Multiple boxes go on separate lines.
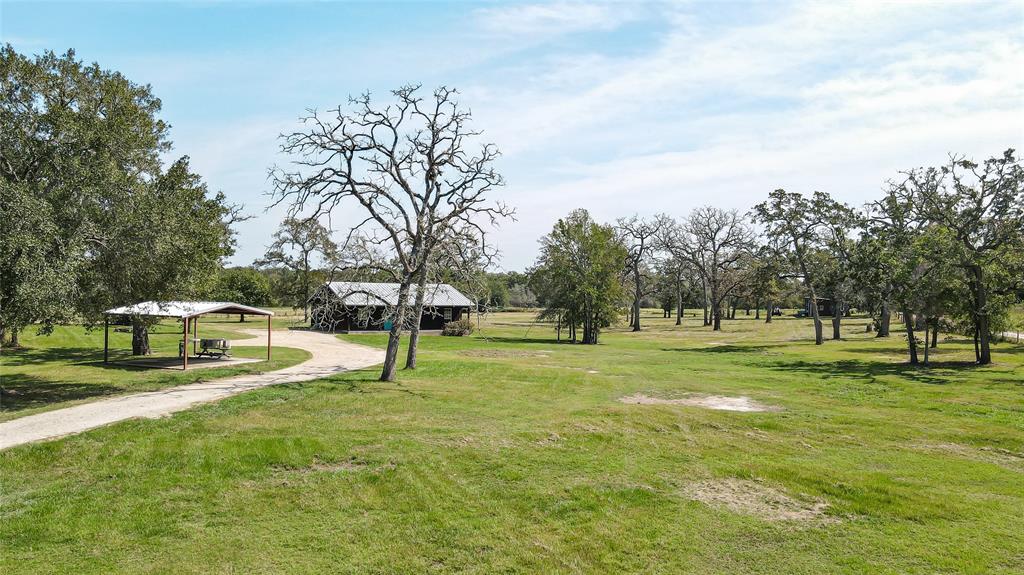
top-left (0, 329), bottom-right (384, 450)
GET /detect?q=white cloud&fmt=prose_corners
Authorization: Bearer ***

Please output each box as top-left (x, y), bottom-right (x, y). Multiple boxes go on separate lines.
top-left (474, 1), bottom-right (636, 37)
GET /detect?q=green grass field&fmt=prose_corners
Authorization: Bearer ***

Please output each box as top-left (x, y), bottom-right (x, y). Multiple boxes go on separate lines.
top-left (0, 314), bottom-right (310, 422)
top-left (1, 311), bottom-right (1022, 574)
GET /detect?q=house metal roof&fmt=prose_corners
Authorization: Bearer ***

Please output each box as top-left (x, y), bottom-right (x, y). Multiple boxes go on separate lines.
top-left (324, 282), bottom-right (474, 307)
top-left (104, 301), bottom-right (274, 318)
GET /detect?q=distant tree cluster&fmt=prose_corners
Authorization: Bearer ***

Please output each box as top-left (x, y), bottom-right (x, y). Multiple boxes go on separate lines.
top-left (527, 151), bottom-right (1022, 363)
top-left (0, 46), bottom-right (242, 354)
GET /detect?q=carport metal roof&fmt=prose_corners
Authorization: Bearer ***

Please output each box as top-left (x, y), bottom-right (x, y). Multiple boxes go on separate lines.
top-left (104, 301), bottom-right (274, 319)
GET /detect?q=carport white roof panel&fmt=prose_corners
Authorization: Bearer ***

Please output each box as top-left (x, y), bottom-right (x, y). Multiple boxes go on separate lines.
top-left (325, 282), bottom-right (474, 307)
top-left (104, 301), bottom-right (274, 318)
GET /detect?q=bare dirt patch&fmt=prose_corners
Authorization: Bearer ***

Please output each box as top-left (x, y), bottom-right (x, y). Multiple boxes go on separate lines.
top-left (681, 478), bottom-right (835, 523)
top-left (619, 393), bottom-right (782, 412)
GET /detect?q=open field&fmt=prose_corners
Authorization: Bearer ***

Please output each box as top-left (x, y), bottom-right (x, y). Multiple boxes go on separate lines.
top-left (2, 311), bottom-right (1023, 574)
top-left (0, 316), bottom-right (310, 422)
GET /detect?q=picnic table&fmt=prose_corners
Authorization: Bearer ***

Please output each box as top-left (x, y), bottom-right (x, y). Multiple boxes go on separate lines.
top-left (179, 338), bottom-right (232, 359)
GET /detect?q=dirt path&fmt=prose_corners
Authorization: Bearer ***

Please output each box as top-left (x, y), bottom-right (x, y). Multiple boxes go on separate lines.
top-left (0, 330), bottom-right (384, 450)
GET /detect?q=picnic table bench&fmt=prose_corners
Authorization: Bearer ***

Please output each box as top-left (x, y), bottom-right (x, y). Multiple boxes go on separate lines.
top-left (179, 338), bottom-right (232, 359)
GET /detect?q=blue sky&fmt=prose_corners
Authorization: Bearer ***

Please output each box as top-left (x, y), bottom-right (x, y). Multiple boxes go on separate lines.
top-left (3, 1), bottom-right (1023, 270)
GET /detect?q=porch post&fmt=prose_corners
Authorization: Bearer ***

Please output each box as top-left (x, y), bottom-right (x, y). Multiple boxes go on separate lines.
top-left (183, 317), bottom-right (189, 370)
top-left (103, 315), bottom-right (109, 363)
top-left (193, 315), bottom-right (198, 355)
top-left (267, 315), bottom-right (272, 361)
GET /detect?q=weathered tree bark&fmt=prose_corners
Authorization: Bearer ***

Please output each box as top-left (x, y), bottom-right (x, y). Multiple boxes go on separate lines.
top-left (381, 282), bottom-right (411, 381)
top-left (930, 318), bottom-right (939, 349)
top-left (765, 301), bottom-right (773, 324)
top-left (876, 302), bottom-right (891, 337)
top-left (8, 327), bottom-right (19, 347)
top-left (970, 266), bottom-right (992, 364)
top-left (792, 238), bottom-right (823, 345)
top-left (902, 306), bottom-right (918, 364)
top-left (675, 283), bottom-right (683, 326)
top-left (631, 268), bottom-right (642, 332)
top-left (832, 301), bottom-right (842, 340)
top-left (131, 320), bottom-right (151, 356)
top-left (405, 265), bottom-right (430, 370)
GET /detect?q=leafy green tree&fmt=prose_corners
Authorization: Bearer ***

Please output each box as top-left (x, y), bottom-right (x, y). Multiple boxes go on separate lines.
top-left (1, 45), bottom-right (166, 344)
top-left (1, 46), bottom-right (239, 353)
top-left (214, 267), bottom-right (272, 320)
top-left (753, 190), bottom-right (849, 344)
top-left (77, 157), bottom-right (238, 354)
top-left (530, 209), bottom-right (626, 344)
top-left (914, 151), bottom-right (1024, 364)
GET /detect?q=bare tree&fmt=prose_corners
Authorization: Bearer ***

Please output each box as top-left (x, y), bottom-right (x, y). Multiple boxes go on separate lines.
top-left (271, 85), bottom-right (511, 381)
top-left (255, 216), bottom-right (337, 321)
top-left (666, 207), bottom-right (753, 331)
top-left (617, 214), bottom-right (667, 331)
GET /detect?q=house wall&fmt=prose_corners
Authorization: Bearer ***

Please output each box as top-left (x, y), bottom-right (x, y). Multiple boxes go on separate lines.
top-left (311, 304), bottom-right (469, 332)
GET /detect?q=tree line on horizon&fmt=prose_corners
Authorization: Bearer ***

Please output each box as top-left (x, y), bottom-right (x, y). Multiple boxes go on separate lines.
top-left (527, 152), bottom-right (1024, 365)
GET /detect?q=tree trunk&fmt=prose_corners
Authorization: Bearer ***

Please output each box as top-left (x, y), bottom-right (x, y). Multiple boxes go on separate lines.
top-left (239, 314), bottom-right (246, 323)
top-left (923, 321), bottom-right (930, 365)
top-left (765, 301), bottom-right (773, 324)
top-left (380, 281), bottom-right (411, 381)
top-left (902, 306), bottom-right (918, 364)
top-left (675, 282), bottom-right (683, 326)
top-left (755, 299), bottom-right (761, 320)
top-left (971, 266), bottom-right (992, 364)
top-left (405, 268), bottom-right (429, 370)
top-left (930, 318), bottom-right (939, 349)
top-left (632, 267), bottom-right (642, 332)
top-left (794, 240), bottom-right (823, 345)
top-left (832, 300), bottom-right (841, 340)
top-left (131, 320), bottom-right (151, 356)
top-left (876, 302), bottom-right (890, 337)
top-left (701, 278), bottom-right (710, 326)
top-left (8, 327), bottom-right (19, 347)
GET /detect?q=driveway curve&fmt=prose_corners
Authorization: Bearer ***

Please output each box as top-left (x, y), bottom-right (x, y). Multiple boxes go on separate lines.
top-left (0, 329), bottom-right (383, 450)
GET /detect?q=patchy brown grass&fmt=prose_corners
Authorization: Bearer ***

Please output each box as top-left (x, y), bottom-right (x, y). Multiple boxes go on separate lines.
top-left (681, 478), bottom-right (836, 523)
top-left (619, 393), bottom-right (783, 412)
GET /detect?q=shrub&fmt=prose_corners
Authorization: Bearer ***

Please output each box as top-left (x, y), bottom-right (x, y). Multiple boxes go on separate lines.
top-left (441, 317), bottom-right (474, 336)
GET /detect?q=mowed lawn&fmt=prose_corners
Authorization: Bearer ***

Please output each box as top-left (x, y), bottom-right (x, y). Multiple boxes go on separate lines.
top-left (0, 313), bottom-right (310, 422)
top-left (1, 311), bottom-right (1023, 574)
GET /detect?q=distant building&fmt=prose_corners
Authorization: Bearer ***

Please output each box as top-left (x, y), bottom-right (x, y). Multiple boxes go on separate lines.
top-left (310, 281), bottom-right (474, 332)
top-left (803, 297), bottom-right (848, 317)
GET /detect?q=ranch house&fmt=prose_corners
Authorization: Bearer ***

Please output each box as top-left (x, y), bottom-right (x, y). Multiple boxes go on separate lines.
top-left (310, 281), bottom-right (474, 332)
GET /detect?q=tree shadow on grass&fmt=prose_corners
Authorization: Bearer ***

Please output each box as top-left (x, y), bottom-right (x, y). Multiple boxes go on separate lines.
top-left (1, 346), bottom-right (107, 368)
top-left (475, 336), bottom-right (570, 346)
top-left (660, 344), bottom-right (784, 354)
top-left (766, 358), bottom-right (986, 386)
top-left (317, 375), bottom-right (428, 398)
top-left (0, 373), bottom-right (121, 412)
